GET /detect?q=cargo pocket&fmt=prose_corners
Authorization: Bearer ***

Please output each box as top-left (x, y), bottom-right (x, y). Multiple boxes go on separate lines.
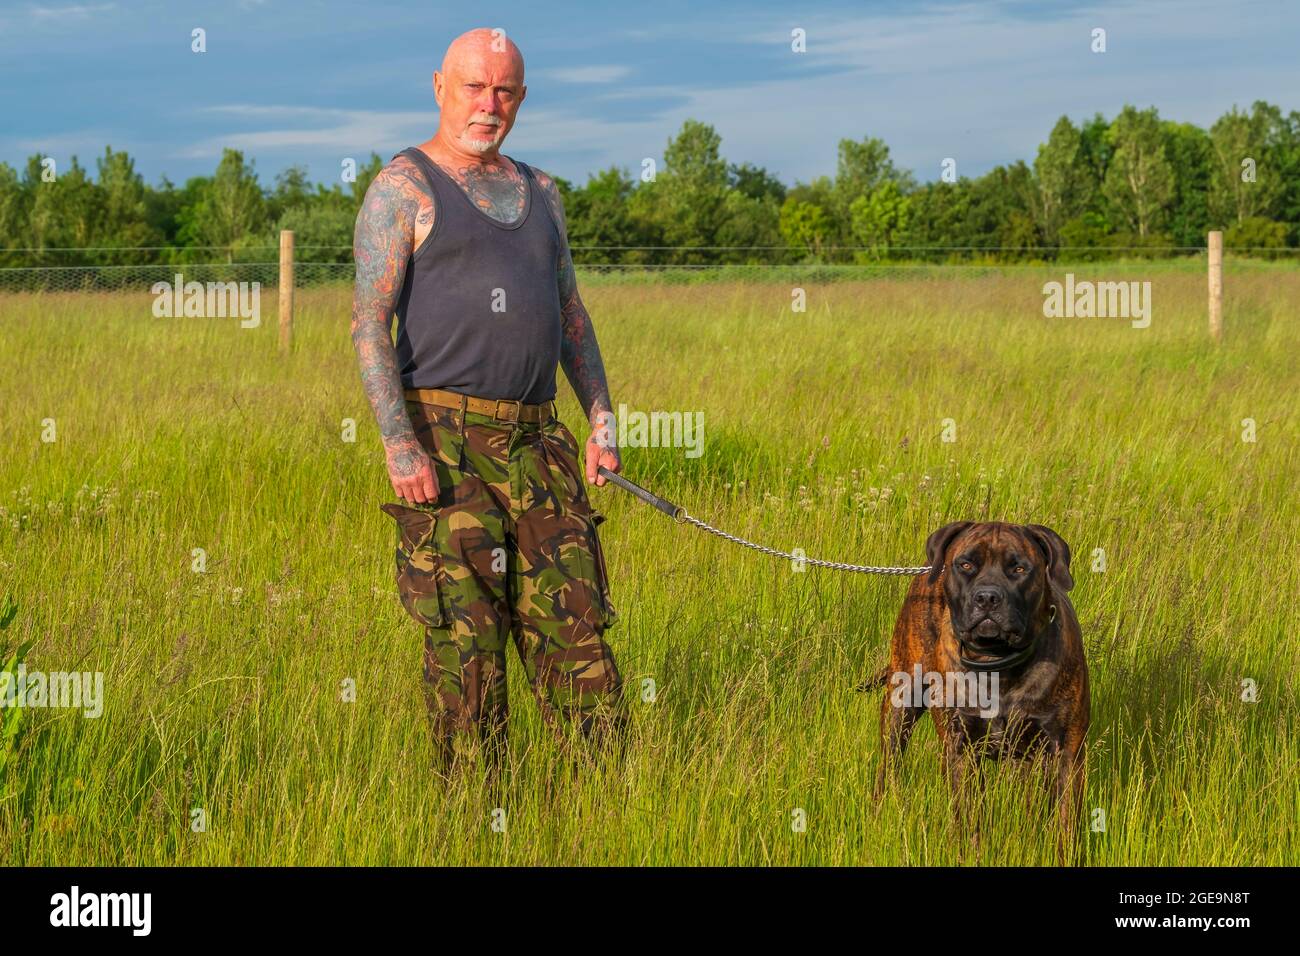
top-left (587, 509), bottom-right (618, 628)
top-left (379, 502), bottom-right (446, 628)
top-left (541, 419), bottom-right (617, 628)
top-left (542, 421), bottom-right (585, 501)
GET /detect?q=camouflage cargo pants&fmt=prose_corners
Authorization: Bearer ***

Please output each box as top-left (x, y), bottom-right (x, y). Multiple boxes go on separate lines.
top-left (381, 399), bottom-right (625, 767)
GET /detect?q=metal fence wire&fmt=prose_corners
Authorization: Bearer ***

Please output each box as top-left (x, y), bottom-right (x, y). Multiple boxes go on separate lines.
top-left (0, 262), bottom-right (334, 294)
top-left (0, 244), bottom-right (1294, 294)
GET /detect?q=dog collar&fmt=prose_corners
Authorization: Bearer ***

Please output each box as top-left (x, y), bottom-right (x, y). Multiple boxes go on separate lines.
top-left (960, 641), bottom-right (1036, 672)
top-left (959, 605), bottom-right (1055, 672)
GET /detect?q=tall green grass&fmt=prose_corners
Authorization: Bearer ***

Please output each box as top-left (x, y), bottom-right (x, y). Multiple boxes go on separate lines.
top-left (0, 265), bottom-right (1295, 864)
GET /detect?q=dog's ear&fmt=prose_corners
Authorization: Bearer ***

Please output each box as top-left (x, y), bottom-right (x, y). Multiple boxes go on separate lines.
top-left (1026, 524), bottom-right (1074, 592)
top-left (925, 521), bottom-right (974, 584)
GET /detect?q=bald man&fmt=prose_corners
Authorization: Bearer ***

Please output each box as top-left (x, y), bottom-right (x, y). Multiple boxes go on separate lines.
top-left (352, 28), bottom-right (624, 771)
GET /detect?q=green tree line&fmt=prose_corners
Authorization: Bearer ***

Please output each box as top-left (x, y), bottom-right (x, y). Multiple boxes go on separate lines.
top-left (2, 100), bottom-right (1297, 268)
top-left (0, 148), bottom-right (382, 268)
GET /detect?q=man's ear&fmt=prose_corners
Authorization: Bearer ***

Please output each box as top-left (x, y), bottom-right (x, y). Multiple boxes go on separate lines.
top-left (925, 521), bottom-right (974, 584)
top-left (1026, 524), bottom-right (1074, 592)
top-left (432, 70), bottom-right (443, 104)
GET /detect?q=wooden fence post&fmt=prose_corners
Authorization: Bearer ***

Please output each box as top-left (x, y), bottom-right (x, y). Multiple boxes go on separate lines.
top-left (1208, 230), bottom-right (1223, 343)
top-left (279, 229), bottom-right (294, 352)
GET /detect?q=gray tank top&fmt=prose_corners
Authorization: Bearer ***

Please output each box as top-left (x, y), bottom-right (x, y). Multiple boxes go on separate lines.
top-left (393, 146), bottom-right (563, 404)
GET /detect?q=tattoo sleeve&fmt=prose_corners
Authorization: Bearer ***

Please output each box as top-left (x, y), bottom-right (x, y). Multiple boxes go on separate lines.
top-left (350, 158), bottom-right (427, 475)
top-left (536, 170), bottom-right (614, 428)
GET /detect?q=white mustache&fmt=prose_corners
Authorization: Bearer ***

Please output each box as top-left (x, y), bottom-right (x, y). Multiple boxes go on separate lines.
top-left (468, 116), bottom-right (501, 127)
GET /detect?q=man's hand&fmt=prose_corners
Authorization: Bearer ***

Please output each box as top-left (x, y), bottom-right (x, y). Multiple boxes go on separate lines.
top-left (386, 437), bottom-right (439, 504)
top-left (586, 410), bottom-right (620, 486)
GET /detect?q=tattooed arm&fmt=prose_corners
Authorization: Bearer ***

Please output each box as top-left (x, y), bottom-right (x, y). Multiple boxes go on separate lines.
top-left (533, 168), bottom-right (621, 486)
top-left (351, 156), bottom-right (438, 503)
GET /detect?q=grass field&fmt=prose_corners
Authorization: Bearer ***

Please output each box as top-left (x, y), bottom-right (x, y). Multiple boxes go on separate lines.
top-left (1, 262), bottom-right (1296, 865)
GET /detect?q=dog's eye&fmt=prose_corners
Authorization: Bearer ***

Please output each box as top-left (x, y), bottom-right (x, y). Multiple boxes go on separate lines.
top-left (1013, 566), bottom-right (1025, 574)
top-left (959, 561), bottom-right (973, 572)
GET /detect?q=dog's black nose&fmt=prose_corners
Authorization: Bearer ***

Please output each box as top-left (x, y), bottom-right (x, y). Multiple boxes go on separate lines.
top-left (973, 587), bottom-right (1003, 610)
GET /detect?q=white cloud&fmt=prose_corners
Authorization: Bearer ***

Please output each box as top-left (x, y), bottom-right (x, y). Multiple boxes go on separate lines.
top-left (28, 2), bottom-right (115, 21)
top-left (12, 128), bottom-right (115, 153)
top-left (177, 105), bottom-right (433, 159)
top-left (538, 65), bottom-right (632, 84)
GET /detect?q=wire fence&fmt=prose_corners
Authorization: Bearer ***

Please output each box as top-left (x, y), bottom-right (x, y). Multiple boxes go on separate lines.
top-left (0, 244), bottom-right (1296, 294)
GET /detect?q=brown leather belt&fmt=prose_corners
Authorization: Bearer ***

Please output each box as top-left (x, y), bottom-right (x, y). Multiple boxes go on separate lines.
top-left (403, 387), bottom-right (555, 424)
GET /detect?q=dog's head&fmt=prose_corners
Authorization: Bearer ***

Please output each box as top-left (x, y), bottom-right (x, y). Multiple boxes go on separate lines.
top-left (924, 521), bottom-right (1073, 657)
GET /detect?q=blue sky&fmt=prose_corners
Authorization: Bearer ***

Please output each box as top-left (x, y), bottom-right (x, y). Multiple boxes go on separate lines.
top-left (3, 0), bottom-right (1298, 189)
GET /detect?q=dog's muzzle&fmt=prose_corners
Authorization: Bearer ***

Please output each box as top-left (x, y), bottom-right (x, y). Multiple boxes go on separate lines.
top-left (958, 605), bottom-right (1056, 671)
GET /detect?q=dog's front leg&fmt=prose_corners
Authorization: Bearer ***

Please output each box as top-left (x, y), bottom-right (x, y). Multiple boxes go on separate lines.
top-left (1041, 731), bottom-right (1087, 863)
top-left (937, 711), bottom-right (981, 849)
top-left (1051, 736), bottom-right (1086, 863)
top-left (874, 690), bottom-right (922, 798)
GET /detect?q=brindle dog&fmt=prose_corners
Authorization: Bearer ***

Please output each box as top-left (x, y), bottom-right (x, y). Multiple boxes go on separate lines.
top-left (864, 521), bottom-right (1089, 852)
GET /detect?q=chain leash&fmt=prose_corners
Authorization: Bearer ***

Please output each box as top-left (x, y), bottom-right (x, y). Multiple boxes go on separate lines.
top-left (596, 466), bottom-right (930, 576)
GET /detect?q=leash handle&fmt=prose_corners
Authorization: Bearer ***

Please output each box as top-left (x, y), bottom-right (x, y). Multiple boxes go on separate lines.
top-left (596, 466), bottom-right (684, 520)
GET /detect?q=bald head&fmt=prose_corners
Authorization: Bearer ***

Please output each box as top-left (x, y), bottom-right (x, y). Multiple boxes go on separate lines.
top-left (441, 27), bottom-right (524, 79)
top-left (433, 28), bottom-right (527, 160)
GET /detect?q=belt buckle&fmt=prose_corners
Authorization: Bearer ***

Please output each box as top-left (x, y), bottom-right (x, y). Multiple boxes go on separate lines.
top-left (495, 398), bottom-right (522, 422)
